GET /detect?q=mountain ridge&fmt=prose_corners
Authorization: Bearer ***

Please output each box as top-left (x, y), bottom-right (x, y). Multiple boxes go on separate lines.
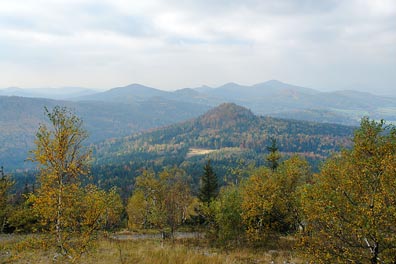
top-left (93, 102), bottom-right (355, 165)
top-left (2, 80), bottom-right (396, 170)
top-left (89, 103), bottom-right (356, 191)
top-left (0, 87), bottom-right (97, 99)
top-left (67, 80), bottom-right (396, 125)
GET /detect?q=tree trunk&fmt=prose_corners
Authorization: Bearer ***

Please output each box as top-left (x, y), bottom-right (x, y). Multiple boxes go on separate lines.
top-left (1, 216), bottom-right (6, 233)
top-left (371, 243), bottom-right (379, 264)
top-left (56, 181), bottom-right (64, 254)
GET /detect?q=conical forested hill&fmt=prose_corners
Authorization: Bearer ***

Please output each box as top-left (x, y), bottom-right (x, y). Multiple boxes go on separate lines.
top-left (93, 102), bottom-right (353, 160)
top-left (90, 103), bottom-right (355, 196)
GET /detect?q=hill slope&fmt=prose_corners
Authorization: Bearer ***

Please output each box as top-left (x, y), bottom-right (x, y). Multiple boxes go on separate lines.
top-left (0, 96), bottom-right (210, 169)
top-left (2, 79), bottom-right (395, 169)
top-left (90, 103), bottom-right (355, 194)
top-left (94, 103), bottom-right (354, 162)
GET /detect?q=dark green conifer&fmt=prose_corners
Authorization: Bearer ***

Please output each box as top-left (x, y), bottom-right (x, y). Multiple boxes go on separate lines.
top-left (266, 138), bottom-right (281, 171)
top-left (198, 160), bottom-right (218, 205)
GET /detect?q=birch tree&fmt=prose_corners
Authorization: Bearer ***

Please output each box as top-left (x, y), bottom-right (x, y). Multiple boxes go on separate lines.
top-left (300, 118), bottom-right (396, 263)
top-left (30, 106), bottom-right (121, 260)
top-left (30, 106), bottom-right (89, 256)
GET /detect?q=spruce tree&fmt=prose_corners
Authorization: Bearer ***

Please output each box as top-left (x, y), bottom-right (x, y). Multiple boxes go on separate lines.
top-left (198, 159), bottom-right (218, 205)
top-left (266, 138), bottom-right (281, 171)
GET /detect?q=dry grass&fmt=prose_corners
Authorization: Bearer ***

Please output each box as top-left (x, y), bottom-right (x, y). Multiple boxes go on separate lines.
top-left (0, 234), bottom-right (304, 263)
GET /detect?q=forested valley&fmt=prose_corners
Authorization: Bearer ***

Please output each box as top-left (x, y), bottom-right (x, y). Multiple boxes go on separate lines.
top-left (1, 105), bottom-right (396, 263)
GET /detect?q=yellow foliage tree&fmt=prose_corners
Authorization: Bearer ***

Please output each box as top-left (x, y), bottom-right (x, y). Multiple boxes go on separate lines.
top-left (160, 168), bottom-right (196, 235)
top-left (30, 106), bottom-right (122, 260)
top-left (242, 156), bottom-right (310, 243)
top-left (127, 170), bottom-right (165, 229)
top-left (127, 168), bottom-right (196, 235)
top-left (210, 185), bottom-right (244, 245)
top-left (127, 189), bottom-right (148, 230)
top-left (0, 167), bottom-right (14, 233)
top-left (300, 118), bottom-right (396, 263)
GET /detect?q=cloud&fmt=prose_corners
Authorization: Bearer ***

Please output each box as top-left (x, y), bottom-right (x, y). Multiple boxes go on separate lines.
top-left (0, 0), bottom-right (395, 94)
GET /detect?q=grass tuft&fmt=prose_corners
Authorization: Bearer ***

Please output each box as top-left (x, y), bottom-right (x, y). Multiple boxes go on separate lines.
top-left (1, 234), bottom-right (304, 263)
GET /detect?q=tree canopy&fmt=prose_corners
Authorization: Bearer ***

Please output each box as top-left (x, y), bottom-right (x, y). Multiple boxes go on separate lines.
top-left (300, 118), bottom-right (396, 263)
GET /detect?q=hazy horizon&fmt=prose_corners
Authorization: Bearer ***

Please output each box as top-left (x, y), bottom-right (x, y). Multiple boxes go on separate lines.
top-left (0, 79), bottom-right (396, 97)
top-left (0, 1), bottom-right (395, 95)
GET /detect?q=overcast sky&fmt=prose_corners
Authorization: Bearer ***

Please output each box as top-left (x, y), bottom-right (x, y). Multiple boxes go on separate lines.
top-left (0, 0), bottom-right (395, 94)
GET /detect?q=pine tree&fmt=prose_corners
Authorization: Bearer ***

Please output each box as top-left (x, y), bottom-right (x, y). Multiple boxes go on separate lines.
top-left (199, 160), bottom-right (219, 205)
top-left (266, 138), bottom-right (281, 171)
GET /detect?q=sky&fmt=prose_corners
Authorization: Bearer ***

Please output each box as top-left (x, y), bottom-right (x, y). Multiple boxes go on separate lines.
top-left (0, 0), bottom-right (395, 94)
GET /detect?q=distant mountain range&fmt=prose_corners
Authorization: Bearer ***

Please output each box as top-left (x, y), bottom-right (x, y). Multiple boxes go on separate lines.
top-left (1, 80), bottom-right (395, 170)
top-left (72, 80), bottom-right (396, 125)
top-left (0, 87), bottom-right (97, 99)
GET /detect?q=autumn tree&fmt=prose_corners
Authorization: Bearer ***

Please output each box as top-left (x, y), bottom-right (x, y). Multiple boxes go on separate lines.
top-left (300, 118), bottom-right (396, 263)
top-left (30, 106), bottom-right (90, 256)
top-left (127, 170), bottom-right (164, 230)
top-left (7, 179), bottom-right (39, 233)
top-left (72, 185), bottom-right (123, 253)
top-left (30, 106), bottom-right (121, 260)
top-left (198, 160), bottom-right (219, 205)
top-left (7, 196), bottom-right (38, 233)
top-left (0, 166), bottom-right (14, 233)
top-left (127, 168), bottom-right (196, 236)
top-left (276, 156), bottom-right (311, 232)
top-left (242, 156), bottom-right (310, 243)
top-left (210, 185), bottom-right (244, 245)
top-left (241, 166), bottom-right (273, 242)
top-left (160, 168), bottom-right (196, 235)
top-left (127, 189), bottom-right (149, 230)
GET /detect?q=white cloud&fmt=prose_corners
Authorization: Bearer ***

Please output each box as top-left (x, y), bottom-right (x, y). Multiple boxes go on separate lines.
top-left (0, 0), bottom-right (395, 94)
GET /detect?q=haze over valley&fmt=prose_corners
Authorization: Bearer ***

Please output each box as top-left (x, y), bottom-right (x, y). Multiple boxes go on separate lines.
top-left (1, 79), bottom-right (395, 170)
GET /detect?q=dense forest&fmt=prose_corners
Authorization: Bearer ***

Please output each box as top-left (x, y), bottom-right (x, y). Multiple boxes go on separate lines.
top-left (10, 103), bottom-right (355, 200)
top-left (89, 103), bottom-right (354, 198)
top-left (2, 105), bottom-right (395, 263)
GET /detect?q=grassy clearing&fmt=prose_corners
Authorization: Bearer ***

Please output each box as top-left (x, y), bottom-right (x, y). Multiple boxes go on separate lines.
top-left (186, 148), bottom-right (217, 158)
top-left (186, 147), bottom-right (246, 159)
top-left (0, 234), bottom-right (304, 263)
